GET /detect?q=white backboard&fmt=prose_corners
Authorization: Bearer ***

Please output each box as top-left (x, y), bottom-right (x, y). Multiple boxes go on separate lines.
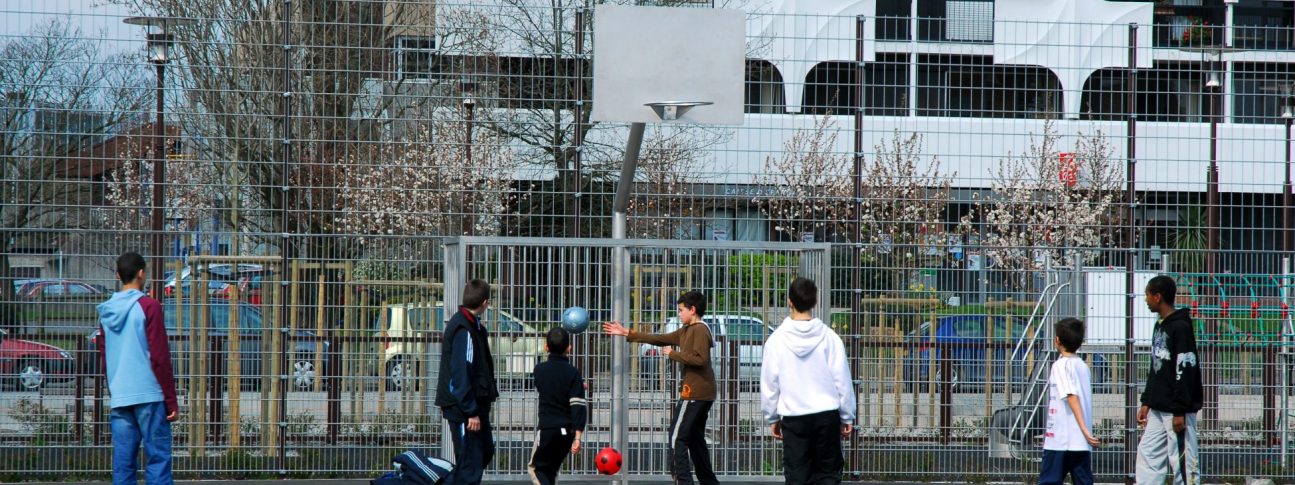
top-left (591, 5), bottom-right (745, 125)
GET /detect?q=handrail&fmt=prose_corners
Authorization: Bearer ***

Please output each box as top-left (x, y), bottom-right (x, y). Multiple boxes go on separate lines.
top-left (1010, 282), bottom-right (1060, 361)
top-left (1005, 281), bottom-right (1070, 449)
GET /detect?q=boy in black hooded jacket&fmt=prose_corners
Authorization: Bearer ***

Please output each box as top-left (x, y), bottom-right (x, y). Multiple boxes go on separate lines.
top-left (1135, 275), bottom-right (1203, 485)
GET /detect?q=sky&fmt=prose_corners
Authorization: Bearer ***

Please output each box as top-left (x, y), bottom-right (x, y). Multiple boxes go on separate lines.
top-left (1, 0), bottom-right (141, 55)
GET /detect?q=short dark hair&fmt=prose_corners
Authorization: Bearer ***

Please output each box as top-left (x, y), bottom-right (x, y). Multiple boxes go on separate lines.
top-left (546, 327), bottom-right (571, 354)
top-left (1146, 275), bottom-right (1177, 305)
top-left (462, 279), bottom-right (491, 310)
top-left (116, 252), bottom-right (146, 284)
top-left (1054, 317), bottom-right (1085, 353)
top-left (788, 277), bottom-right (818, 312)
top-left (677, 290), bottom-right (706, 318)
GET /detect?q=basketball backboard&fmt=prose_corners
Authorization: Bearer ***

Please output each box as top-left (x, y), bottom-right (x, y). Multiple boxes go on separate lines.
top-left (591, 5), bottom-right (745, 125)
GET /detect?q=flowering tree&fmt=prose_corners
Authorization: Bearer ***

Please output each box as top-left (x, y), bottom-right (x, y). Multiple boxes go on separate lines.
top-left (330, 120), bottom-right (518, 253)
top-left (859, 132), bottom-right (954, 295)
top-left (98, 137), bottom-right (222, 255)
top-left (753, 115), bottom-right (854, 241)
top-left (964, 122), bottom-right (1125, 287)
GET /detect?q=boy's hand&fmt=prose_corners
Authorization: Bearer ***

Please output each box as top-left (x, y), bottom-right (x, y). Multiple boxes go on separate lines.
top-left (467, 416), bottom-right (481, 432)
top-left (841, 423), bottom-right (853, 438)
top-left (661, 346), bottom-right (673, 357)
top-left (1172, 415), bottom-right (1185, 433)
top-left (1137, 405), bottom-right (1149, 427)
top-left (602, 321), bottom-right (629, 337)
top-left (571, 438), bottom-right (581, 454)
top-left (166, 411), bottom-right (179, 422)
top-left (770, 422), bottom-right (783, 440)
top-left (1085, 433), bottom-right (1101, 447)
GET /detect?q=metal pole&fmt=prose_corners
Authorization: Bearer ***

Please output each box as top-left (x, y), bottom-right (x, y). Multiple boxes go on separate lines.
top-left (1282, 256), bottom-right (1292, 470)
top-left (1285, 116), bottom-right (1292, 257)
top-left (611, 122), bottom-right (644, 485)
top-left (276, 0), bottom-right (294, 474)
top-left (1207, 56), bottom-right (1221, 277)
top-left (573, 8), bottom-right (585, 238)
top-left (1124, 23), bottom-right (1140, 481)
top-left (464, 101), bottom-right (475, 236)
top-left (850, 14), bottom-right (865, 468)
top-left (151, 61), bottom-right (166, 296)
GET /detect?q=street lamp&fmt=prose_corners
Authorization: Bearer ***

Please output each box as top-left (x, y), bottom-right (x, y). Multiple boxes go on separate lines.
top-left (1182, 45), bottom-right (1240, 277)
top-left (461, 78), bottom-right (478, 236)
top-left (124, 16), bottom-right (194, 295)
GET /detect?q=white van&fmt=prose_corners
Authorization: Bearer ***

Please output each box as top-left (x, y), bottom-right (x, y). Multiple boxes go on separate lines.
top-left (637, 314), bottom-right (772, 391)
top-left (381, 303), bottom-right (545, 391)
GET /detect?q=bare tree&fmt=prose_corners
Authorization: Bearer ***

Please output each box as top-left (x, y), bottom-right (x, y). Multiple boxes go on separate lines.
top-left (0, 18), bottom-right (150, 326)
top-left (963, 121), bottom-right (1125, 288)
top-left (626, 126), bottom-right (711, 239)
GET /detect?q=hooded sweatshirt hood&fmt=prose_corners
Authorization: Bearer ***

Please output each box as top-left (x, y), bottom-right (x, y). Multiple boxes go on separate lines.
top-left (778, 317), bottom-right (828, 358)
top-left (98, 289), bottom-right (146, 332)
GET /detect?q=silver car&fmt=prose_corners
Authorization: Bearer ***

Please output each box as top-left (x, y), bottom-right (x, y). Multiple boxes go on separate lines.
top-left (637, 314), bottom-right (772, 391)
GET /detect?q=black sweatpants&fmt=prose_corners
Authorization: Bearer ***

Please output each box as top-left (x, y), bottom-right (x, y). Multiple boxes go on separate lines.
top-left (781, 409), bottom-right (844, 485)
top-left (445, 411), bottom-right (495, 485)
top-left (669, 399), bottom-right (718, 485)
top-left (527, 427), bottom-right (576, 485)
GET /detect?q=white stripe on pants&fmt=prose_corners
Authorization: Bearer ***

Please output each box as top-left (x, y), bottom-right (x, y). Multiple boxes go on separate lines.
top-left (1136, 409), bottom-right (1199, 485)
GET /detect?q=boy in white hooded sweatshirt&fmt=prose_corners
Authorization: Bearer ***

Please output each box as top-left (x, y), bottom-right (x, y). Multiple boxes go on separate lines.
top-left (760, 277), bottom-right (856, 485)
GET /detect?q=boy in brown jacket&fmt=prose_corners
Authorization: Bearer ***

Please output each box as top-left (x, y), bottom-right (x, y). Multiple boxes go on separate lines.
top-left (603, 290), bottom-right (717, 485)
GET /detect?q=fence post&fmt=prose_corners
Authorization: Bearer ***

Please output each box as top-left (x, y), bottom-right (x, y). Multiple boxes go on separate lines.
top-left (1265, 340), bottom-right (1277, 445)
top-left (74, 336), bottom-right (85, 443)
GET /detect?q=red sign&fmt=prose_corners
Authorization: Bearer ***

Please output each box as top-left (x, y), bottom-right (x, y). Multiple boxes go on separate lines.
top-left (1059, 152), bottom-right (1077, 187)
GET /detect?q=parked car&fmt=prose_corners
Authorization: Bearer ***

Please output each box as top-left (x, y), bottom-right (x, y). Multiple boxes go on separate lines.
top-left (902, 315), bottom-right (1109, 392)
top-left (17, 279), bottom-right (106, 299)
top-left (637, 314), bottom-right (772, 391)
top-left (0, 328), bottom-right (76, 390)
top-left (89, 299), bottom-right (329, 391)
top-left (379, 303), bottom-right (544, 391)
top-left (163, 264), bottom-right (270, 299)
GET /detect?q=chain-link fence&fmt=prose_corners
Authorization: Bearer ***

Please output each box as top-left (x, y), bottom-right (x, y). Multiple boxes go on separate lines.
top-left (6, 0), bottom-right (1295, 481)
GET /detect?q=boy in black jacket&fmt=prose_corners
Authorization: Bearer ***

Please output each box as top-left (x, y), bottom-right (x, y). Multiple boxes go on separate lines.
top-left (1135, 275), bottom-right (1204, 485)
top-left (528, 328), bottom-right (587, 485)
top-left (434, 279), bottom-right (499, 485)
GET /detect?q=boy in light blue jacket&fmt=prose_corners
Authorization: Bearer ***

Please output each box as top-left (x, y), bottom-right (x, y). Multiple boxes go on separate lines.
top-left (96, 252), bottom-right (178, 485)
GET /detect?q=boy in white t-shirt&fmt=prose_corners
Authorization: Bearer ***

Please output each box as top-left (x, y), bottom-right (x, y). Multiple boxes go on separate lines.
top-left (1039, 317), bottom-right (1101, 485)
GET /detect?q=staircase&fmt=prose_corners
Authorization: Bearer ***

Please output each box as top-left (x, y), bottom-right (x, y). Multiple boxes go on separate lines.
top-left (989, 281), bottom-right (1069, 460)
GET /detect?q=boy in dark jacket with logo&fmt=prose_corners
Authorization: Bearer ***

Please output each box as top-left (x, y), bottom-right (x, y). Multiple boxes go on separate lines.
top-left (527, 327), bottom-right (587, 485)
top-left (603, 290), bottom-right (717, 485)
top-left (434, 279), bottom-right (499, 485)
top-left (96, 252), bottom-right (179, 485)
top-left (1136, 275), bottom-right (1204, 485)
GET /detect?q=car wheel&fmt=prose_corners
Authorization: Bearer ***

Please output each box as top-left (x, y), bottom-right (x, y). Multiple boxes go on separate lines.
top-left (16, 359), bottom-right (44, 390)
top-left (292, 358), bottom-right (318, 391)
top-left (386, 357), bottom-right (416, 392)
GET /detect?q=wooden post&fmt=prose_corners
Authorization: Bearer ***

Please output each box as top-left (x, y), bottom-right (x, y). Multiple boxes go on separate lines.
top-left (266, 269), bottom-right (281, 452)
top-left (315, 274), bottom-right (325, 392)
top-left (195, 274), bottom-right (210, 454)
top-left (227, 283), bottom-right (241, 449)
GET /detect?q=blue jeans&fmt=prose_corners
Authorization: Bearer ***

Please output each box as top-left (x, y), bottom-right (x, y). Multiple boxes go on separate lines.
top-left (110, 401), bottom-right (173, 485)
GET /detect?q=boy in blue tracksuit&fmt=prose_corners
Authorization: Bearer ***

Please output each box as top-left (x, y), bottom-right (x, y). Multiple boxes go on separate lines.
top-left (528, 328), bottom-right (588, 485)
top-left (434, 279), bottom-right (499, 485)
top-left (96, 252), bottom-right (179, 485)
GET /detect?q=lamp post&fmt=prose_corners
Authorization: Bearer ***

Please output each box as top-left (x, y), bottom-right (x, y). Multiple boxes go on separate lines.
top-left (461, 78), bottom-right (477, 236)
top-left (1182, 45), bottom-right (1240, 277)
top-left (124, 16), bottom-right (193, 296)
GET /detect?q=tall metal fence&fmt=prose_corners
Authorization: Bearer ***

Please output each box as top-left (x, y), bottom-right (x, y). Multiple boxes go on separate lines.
top-left (5, 0), bottom-right (1295, 481)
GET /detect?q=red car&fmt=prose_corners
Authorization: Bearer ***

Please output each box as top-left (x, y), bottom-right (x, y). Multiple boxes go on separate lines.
top-left (0, 329), bottom-right (76, 390)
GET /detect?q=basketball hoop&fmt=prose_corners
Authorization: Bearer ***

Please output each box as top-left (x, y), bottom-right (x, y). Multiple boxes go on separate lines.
top-left (644, 101), bottom-right (714, 121)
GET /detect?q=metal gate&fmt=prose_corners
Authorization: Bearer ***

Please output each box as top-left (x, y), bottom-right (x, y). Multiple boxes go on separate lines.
top-left (441, 237), bottom-right (832, 479)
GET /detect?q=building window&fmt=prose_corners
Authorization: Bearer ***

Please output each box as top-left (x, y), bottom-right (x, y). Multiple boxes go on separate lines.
top-left (918, 0), bottom-right (994, 43)
top-left (917, 55), bottom-right (1059, 118)
top-left (394, 36), bottom-right (437, 80)
top-left (745, 60), bottom-right (785, 114)
top-left (1081, 64), bottom-right (1212, 122)
top-left (877, 0), bottom-right (912, 41)
top-left (1232, 63), bottom-right (1295, 124)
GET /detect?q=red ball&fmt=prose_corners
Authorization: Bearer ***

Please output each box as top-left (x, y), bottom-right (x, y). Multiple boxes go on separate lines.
top-left (595, 447), bottom-right (622, 475)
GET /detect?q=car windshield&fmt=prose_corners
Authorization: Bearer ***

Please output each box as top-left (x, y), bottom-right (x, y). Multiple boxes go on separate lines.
top-left (164, 300), bottom-right (262, 332)
top-left (727, 318), bottom-right (767, 343)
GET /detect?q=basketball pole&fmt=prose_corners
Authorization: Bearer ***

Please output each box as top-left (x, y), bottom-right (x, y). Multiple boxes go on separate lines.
top-left (611, 121), bottom-right (645, 484)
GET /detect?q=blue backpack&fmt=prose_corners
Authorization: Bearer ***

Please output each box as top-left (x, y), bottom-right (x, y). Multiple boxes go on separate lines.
top-left (386, 449), bottom-right (454, 485)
